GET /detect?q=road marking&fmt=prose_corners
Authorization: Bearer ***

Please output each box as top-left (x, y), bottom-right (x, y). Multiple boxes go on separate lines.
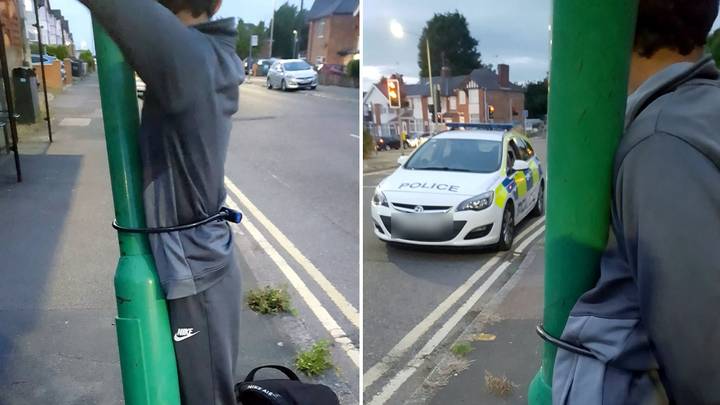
top-left (350, 133), bottom-right (359, 139)
top-left (367, 261), bottom-right (512, 404)
top-left (363, 255), bottom-right (502, 389)
top-left (225, 197), bottom-right (360, 367)
top-left (224, 177), bottom-right (359, 328)
top-left (515, 217), bottom-right (545, 242)
top-left (515, 225), bottom-right (545, 254)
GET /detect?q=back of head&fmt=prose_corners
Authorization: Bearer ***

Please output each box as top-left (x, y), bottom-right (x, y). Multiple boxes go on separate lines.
top-left (158, 0), bottom-right (220, 18)
top-left (635, 0), bottom-right (719, 57)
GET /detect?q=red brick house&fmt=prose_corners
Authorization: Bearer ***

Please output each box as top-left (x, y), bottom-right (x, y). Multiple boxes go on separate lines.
top-left (405, 64), bottom-right (525, 132)
top-left (306, 0), bottom-right (359, 66)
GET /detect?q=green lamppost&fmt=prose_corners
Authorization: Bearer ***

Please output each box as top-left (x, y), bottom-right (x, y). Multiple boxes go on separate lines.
top-left (92, 22), bottom-right (181, 405)
top-left (528, 1), bottom-right (639, 403)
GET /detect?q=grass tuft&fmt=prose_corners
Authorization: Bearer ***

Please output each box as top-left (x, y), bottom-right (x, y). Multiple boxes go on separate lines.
top-left (246, 286), bottom-right (294, 315)
top-left (484, 370), bottom-right (517, 397)
top-left (295, 340), bottom-right (334, 377)
top-left (451, 341), bottom-right (474, 357)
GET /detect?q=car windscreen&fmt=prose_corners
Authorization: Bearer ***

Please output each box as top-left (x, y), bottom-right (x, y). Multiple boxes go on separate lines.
top-left (284, 61), bottom-right (312, 71)
top-left (404, 138), bottom-right (502, 173)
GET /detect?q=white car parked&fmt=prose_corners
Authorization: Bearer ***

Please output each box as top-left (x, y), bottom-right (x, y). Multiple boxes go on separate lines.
top-left (266, 59), bottom-right (318, 91)
top-left (371, 125), bottom-right (544, 250)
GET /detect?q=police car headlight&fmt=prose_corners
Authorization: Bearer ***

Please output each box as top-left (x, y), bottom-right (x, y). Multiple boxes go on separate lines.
top-left (372, 189), bottom-right (388, 207)
top-left (457, 191), bottom-right (494, 212)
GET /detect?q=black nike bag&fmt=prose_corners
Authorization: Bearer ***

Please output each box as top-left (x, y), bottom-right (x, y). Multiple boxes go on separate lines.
top-left (235, 365), bottom-right (340, 405)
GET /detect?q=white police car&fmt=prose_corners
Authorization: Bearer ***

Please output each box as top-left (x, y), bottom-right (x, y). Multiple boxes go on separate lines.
top-left (370, 125), bottom-right (544, 250)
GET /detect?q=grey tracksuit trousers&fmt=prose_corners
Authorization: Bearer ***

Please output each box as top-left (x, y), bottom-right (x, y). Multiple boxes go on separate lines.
top-left (168, 265), bottom-right (242, 405)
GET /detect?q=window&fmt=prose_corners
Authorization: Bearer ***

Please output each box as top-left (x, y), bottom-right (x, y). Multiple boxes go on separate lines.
top-left (405, 138), bottom-right (502, 173)
top-left (316, 20), bottom-right (326, 38)
top-left (449, 97), bottom-right (457, 111)
top-left (470, 114), bottom-right (481, 123)
top-left (458, 91), bottom-right (466, 105)
top-left (511, 137), bottom-right (533, 161)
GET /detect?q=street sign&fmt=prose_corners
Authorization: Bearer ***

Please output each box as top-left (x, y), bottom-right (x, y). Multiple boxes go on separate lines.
top-left (251, 35), bottom-right (258, 47)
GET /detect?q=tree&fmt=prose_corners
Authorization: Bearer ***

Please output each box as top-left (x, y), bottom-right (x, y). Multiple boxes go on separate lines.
top-left (524, 77), bottom-right (548, 119)
top-left (418, 11), bottom-right (481, 77)
top-left (46, 45), bottom-right (70, 60)
top-left (269, 3), bottom-right (308, 59)
top-left (708, 28), bottom-right (720, 68)
top-left (236, 19), bottom-right (269, 59)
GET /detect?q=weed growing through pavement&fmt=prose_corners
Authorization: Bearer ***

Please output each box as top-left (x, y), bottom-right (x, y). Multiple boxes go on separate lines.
top-left (451, 341), bottom-right (474, 357)
top-left (295, 340), bottom-right (334, 377)
top-left (484, 370), bottom-right (518, 397)
top-left (246, 285), bottom-right (295, 315)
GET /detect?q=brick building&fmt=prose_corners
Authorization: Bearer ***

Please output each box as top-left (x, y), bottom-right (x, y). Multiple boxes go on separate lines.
top-left (404, 64), bottom-right (525, 133)
top-left (306, 0), bottom-right (359, 66)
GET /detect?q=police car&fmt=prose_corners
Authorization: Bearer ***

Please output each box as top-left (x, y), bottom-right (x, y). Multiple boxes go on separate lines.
top-left (370, 124), bottom-right (544, 250)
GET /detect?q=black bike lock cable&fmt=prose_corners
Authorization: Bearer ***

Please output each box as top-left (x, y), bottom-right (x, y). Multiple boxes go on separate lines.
top-left (112, 207), bottom-right (243, 234)
top-left (535, 323), bottom-right (597, 359)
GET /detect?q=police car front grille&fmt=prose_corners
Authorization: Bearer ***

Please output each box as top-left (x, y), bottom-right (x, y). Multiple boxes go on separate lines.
top-left (391, 202), bottom-right (453, 212)
top-left (392, 220), bottom-right (467, 242)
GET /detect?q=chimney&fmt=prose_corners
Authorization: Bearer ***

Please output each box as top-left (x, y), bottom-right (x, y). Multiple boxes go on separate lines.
top-left (498, 64), bottom-right (510, 88)
top-left (441, 66), bottom-right (451, 79)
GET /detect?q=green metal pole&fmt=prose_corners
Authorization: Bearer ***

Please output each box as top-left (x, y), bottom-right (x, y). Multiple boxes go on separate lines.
top-left (528, 1), bottom-right (638, 403)
top-left (92, 22), bottom-right (181, 405)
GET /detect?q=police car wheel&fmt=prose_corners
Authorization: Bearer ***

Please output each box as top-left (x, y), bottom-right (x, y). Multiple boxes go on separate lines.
top-left (498, 204), bottom-right (515, 251)
top-left (532, 182), bottom-right (545, 217)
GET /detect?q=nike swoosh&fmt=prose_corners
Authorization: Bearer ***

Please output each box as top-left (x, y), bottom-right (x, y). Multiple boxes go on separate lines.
top-left (173, 331), bottom-right (200, 342)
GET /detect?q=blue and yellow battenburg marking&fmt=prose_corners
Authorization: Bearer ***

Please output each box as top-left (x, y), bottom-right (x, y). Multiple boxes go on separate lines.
top-left (494, 157), bottom-right (542, 207)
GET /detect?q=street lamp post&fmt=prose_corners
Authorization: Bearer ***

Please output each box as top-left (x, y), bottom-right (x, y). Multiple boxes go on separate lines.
top-left (390, 19), bottom-right (438, 133)
top-left (269, 0), bottom-right (276, 57)
top-left (293, 29), bottom-right (298, 59)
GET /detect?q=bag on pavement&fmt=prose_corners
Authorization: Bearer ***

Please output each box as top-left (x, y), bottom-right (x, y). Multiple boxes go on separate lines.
top-left (235, 365), bottom-right (340, 405)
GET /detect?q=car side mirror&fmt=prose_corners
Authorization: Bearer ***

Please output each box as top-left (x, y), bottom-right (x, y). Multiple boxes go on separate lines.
top-left (397, 155), bottom-right (409, 166)
top-left (512, 160), bottom-right (530, 172)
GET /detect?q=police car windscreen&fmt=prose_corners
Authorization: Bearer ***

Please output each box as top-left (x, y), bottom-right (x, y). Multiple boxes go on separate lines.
top-left (405, 138), bottom-right (502, 173)
top-left (284, 61), bottom-right (312, 71)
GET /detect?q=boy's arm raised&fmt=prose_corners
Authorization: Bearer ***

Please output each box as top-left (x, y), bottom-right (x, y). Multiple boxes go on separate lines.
top-left (80, 0), bottom-right (210, 112)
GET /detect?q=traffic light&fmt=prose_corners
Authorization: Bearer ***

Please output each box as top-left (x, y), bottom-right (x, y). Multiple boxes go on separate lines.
top-left (387, 79), bottom-right (401, 109)
top-left (488, 105), bottom-right (495, 120)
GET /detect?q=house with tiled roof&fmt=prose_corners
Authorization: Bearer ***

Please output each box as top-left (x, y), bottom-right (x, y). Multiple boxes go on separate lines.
top-left (404, 64), bottom-right (525, 133)
top-left (306, 0), bottom-right (359, 66)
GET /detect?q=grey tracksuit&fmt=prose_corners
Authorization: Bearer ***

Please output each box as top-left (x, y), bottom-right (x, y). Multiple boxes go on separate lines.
top-left (80, 1), bottom-right (245, 404)
top-left (553, 56), bottom-right (720, 404)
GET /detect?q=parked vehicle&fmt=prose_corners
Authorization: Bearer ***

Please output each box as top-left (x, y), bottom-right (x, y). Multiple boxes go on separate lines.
top-left (266, 59), bottom-right (318, 91)
top-left (376, 134), bottom-right (401, 151)
top-left (255, 58), bottom-right (278, 76)
top-left (406, 132), bottom-right (433, 148)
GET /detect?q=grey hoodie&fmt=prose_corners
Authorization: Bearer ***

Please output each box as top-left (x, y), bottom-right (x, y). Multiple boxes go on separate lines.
top-left (553, 56), bottom-right (720, 404)
top-left (82, 0), bottom-right (245, 299)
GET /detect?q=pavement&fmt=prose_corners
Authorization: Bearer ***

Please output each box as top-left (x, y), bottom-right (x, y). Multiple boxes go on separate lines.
top-left (363, 147), bottom-right (410, 174)
top-left (0, 74), bottom-right (359, 404)
top-left (362, 136), bottom-right (547, 404)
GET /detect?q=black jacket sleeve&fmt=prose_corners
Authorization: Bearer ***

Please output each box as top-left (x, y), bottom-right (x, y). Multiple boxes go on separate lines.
top-left (79, 0), bottom-right (211, 113)
top-left (617, 132), bottom-right (720, 403)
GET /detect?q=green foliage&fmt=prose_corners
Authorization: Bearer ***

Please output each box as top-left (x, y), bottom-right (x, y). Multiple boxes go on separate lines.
top-left (524, 77), bottom-right (548, 119)
top-left (363, 129), bottom-right (375, 159)
top-left (451, 341), bottom-right (473, 357)
top-left (418, 11), bottom-right (482, 77)
top-left (246, 286), bottom-right (294, 315)
top-left (79, 50), bottom-right (95, 71)
top-left (45, 45), bottom-right (70, 60)
top-left (30, 43), bottom-right (40, 54)
top-left (708, 28), bottom-right (720, 68)
top-left (270, 3), bottom-right (308, 59)
top-left (346, 59), bottom-right (359, 79)
top-left (295, 340), bottom-right (334, 377)
top-left (236, 19), bottom-right (269, 59)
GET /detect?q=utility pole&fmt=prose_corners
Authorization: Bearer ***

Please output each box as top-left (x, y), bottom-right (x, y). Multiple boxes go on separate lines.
top-left (32, 0), bottom-right (52, 143)
top-left (269, 0), bottom-right (276, 57)
top-left (527, 1), bottom-right (638, 404)
top-left (92, 21), bottom-right (181, 405)
top-left (426, 39), bottom-right (436, 130)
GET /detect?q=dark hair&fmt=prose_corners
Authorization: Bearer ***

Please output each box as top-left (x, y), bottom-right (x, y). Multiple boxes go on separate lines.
top-left (158, 0), bottom-right (218, 17)
top-left (634, 0), bottom-right (719, 57)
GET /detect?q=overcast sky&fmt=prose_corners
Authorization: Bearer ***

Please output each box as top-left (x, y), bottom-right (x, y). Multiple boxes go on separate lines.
top-left (363, 0), bottom-right (720, 89)
top-left (49, 0), bottom-right (309, 53)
